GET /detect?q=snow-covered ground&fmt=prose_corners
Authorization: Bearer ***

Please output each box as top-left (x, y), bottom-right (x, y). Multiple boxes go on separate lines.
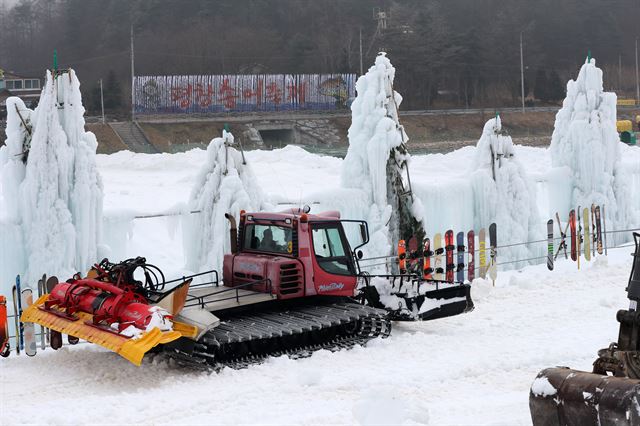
top-left (1, 145), bottom-right (637, 425)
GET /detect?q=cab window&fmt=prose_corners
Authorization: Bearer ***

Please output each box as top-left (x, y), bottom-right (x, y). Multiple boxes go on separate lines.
top-left (311, 224), bottom-right (353, 275)
top-left (243, 224), bottom-right (293, 255)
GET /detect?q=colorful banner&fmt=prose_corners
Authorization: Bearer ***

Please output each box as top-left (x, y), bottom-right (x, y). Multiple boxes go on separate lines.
top-left (134, 74), bottom-right (356, 114)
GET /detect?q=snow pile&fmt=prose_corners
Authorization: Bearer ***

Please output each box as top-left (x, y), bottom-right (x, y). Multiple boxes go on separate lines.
top-left (0, 69), bottom-right (103, 287)
top-left (471, 115), bottom-right (540, 263)
top-left (549, 57), bottom-right (632, 237)
top-left (184, 130), bottom-right (265, 273)
top-left (530, 376), bottom-right (557, 397)
top-left (341, 53), bottom-right (423, 266)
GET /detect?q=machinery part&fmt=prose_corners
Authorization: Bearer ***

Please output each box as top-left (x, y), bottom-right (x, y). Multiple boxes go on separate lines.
top-left (530, 233), bottom-right (640, 424)
top-left (165, 298), bottom-right (390, 369)
top-left (530, 368), bottom-right (640, 426)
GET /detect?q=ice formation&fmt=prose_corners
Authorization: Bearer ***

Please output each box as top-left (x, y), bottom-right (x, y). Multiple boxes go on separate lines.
top-left (341, 53), bottom-right (424, 267)
top-left (184, 130), bottom-right (265, 273)
top-left (471, 115), bottom-right (540, 263)
top-left (549, 57), bottom-right (631, 235)
top-left (0, 69), bottom-right (103, 288)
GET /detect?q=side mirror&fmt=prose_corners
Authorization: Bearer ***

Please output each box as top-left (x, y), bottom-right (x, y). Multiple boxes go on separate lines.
top-left (359, 223), bottom-right (367, 243)
top-left (357, 250), bottom-right (363, 260)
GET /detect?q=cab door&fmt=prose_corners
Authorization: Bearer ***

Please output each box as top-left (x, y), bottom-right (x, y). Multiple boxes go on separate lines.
top-left (309, 222), bottom-right (357, 296)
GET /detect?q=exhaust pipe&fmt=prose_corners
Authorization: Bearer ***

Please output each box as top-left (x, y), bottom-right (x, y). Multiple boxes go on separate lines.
top-left (529, 367), bottom-right (640, 425)
top-left (225, 213), bottom-right (238, 254)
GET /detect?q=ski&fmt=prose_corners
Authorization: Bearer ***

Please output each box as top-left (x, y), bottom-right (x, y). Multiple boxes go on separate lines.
top-left (569, 209), bottom-right (577, 261)
top-left (398, 239), bottom-right (407, 274)
top-left (479, 228), bottom-right (487, 279)
top-left (422, 238), bottom-right (433, 280)
top-left (433, 233), bottom-right (444, 280)
top-left (15, 275), bottom-right (23, 351)
top-left (408, 236), bottom-right (419, 275)
top-left (547, 219), bottom-right (554, 271)
top-left (591, 204), bottom-right (596, 258)
top-left (467, 230), bottom-right (475, 282)
top-left (603, 204), bottom-right (608, 255)
top-left (577, 206), bottom-right (582, 269)
top-left (21, 288), bottom-right (36, 356)
top-left (11, 285), bottom-right (20, 355)
top-left (456, 231), bottom-right (465, 282)
top-left (445, 230), bottom-right (455, 283)
top-left (583, 207), bottom-right (591, 261)
top-left (554, 212), bottom-right (569, 260)
top-left (37, 275), bottom-right (47, 350)
top-left (595, 205), bottom-right (603, 255)
top-left (46, 276), bottom-right (62, 350)
top-left (488, 223), bottom-right (497, 284)
top-left (0, 295), bottom-right (9, 357)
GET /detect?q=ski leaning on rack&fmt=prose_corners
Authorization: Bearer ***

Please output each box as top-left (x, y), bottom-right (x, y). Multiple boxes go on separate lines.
top-left (37, 275), bottom-right (47, 350)
top-left (15, 276), bottom-right (23, 351)
top-left (547, 219), bottom-right (554, 271)
top-left (595, 205), bottom-right (603, 255)
top-left (467, 230), bottom-right (475, 282)
top-left (398, 239), bottom-right (407, 274)
top-left (422, 238), bottom-right (433, 280)
top-left (479, 228), bottom-right (487, 279)
top-left (569, 209), bottom-right (577, 261)
top-left (602, 205), bottom-right (608, 256)
top-left (21, 288), bottom-right (36, 356)
top-left (0, 295), bottom-right (9, 357)
top-left (434, 233), bottom-right (444, 280)
top-left (46, 276), bottom-right (62, 350)
top-left (583, 207), bottom-right (591, 261)
top-left (554, 212), bottom-right (569, 260)
top-left (488, 223), bottom-right (497, 284)
top-left (11, 285), bottom-right (20, 355)
top-left (577, 206), bottom-right (582, 269)
top-left (590, 204), bottom-right (596, 258)
top-left (445, 230), bottom-right (455, 283)
top-left (456, 231), bottom-right (465, 282)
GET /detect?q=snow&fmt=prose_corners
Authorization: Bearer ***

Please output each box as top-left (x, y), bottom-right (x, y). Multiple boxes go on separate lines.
top-left (0, 69), bottom-right (103, 286)
top-left (531, 376), bottom-right (557, 397)
top-left (184, 129), bottom-right (265, 274)
top-left (549, 57), bottom-right (635, 243)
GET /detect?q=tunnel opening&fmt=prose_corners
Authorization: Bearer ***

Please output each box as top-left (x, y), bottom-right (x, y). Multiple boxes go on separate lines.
top-left (258, 129), bottom-right (294, 148)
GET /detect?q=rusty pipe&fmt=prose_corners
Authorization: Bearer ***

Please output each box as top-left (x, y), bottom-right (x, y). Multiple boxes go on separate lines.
top-left (225, 213), bottom-right (238, 254)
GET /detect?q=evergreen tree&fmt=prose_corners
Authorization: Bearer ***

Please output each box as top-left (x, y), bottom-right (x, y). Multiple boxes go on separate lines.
top-left (547, 70), bottom-right (565, 102)
top-left (534, 69), bottom-right (549, 102)
top-left (103, 70), bottom-right (122, 111)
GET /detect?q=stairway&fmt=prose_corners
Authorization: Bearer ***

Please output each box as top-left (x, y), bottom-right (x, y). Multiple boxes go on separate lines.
top-left (109, 121), bottom-right (159, 153)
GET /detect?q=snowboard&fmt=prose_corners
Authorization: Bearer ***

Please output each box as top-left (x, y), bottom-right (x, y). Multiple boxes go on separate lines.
top-left (11, 285), bottom-right (20, 355)
top-left (21, 289), bottom-right (36, 356)
top-left (445, 230), bottom-right (455, 283)
top-left (467, 230), bottom-right (475, 282)
top-left (478, 228), bottom-right (487, 279)
top-left (488, 223), bottom-right (497, 283)
top-left (398, 239), bottom-right (407, 274)
top-left (595, 205), bottom-right (603, 255)
top-left (456, 231), bottom-right (465, 282)
top-left (422, 238), bottom-right (433, 280)
top-left (408, 236), bottom-right (419, 275)
top-left (569, 209), bottom-right (577, 261)
top-left (583, 207), bottom-right (591, 261)
top-left (547, 219), bottom-right (554, 271)
top-left (434, 233), bottom-right (444, 280)
top-left (46, 276), bottom-right (62, 350)
top-left (0, 295), bottom-right (9, 357)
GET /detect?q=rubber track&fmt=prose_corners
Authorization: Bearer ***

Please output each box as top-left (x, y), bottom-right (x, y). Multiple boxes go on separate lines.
top-left (168, 302), bottom-right (391, 370)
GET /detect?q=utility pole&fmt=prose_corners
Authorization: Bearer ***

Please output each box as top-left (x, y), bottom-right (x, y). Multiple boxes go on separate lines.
top-left (130, 24), bottom-right (135, 122)
top-left (359, 28), bottom-right (363, 76)
top-left (100, 79), bottom-right (105, 124)
top-left (636, 37), bottom-right (640, 105)
top-left (520, 31), bottom-right (525, 113)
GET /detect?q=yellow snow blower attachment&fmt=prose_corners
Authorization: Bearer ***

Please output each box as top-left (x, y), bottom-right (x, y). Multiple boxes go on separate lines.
top-left (20, 258), bottom-right (198, 366)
